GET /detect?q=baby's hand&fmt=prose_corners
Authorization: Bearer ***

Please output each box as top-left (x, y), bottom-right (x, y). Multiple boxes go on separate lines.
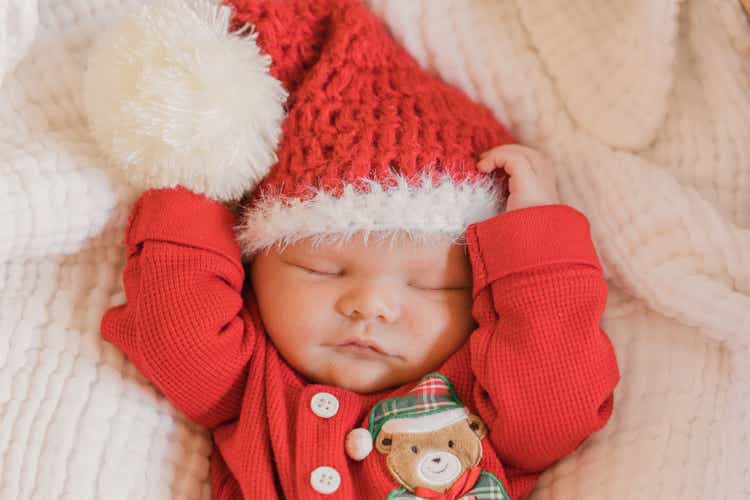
top-left (477, 144), bottom-right (560, 212)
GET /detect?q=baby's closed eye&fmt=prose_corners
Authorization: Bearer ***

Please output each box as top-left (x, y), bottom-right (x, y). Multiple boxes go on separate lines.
top-left (407, 277), bottom-right (471, 291)
top-left (282, 259), bottom-right (343, 276)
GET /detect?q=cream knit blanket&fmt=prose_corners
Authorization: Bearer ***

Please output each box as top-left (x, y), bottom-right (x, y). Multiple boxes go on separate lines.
top-left (1, 0), bottom-right (748, 499)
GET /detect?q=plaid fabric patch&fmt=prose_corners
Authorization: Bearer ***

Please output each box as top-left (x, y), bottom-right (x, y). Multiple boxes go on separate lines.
top-left (369, 373), bottom-right (463, 438)
top-left (385, 488), bottom-right (422, 500)
top-left (384, 472), bottom-right (510, 500)
top-left (410, 375), bottom-right (452, 397)
top-left (467, 472), bottom-right (511, 500)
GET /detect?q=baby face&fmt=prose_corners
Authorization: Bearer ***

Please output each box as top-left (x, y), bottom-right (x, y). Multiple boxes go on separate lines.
top-left (250, 234), bottom-right (475, 393)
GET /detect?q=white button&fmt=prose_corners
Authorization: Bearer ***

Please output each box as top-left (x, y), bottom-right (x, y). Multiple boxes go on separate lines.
top-left (310, 466), bottom-right (341, 494)
top-left (310, 392), bottom-right (339, 418)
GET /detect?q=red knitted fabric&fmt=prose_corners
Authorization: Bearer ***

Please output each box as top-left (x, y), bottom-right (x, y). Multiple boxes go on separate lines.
top-left (227, 0), bottom-right (513, 202)
top-left (102, 188), bottom-right (620, 499)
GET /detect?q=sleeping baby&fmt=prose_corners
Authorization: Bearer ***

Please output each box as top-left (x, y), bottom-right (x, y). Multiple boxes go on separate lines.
top-left (85, 0), bottom-right (620, 498)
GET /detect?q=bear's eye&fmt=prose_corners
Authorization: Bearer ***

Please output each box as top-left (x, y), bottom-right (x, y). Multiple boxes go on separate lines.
top-left (470, 422), bottom-right (480, 431)
top-left (411, 446), bottom-right (418, 454)
top-left (448, 440), bottom-right (454, 448)
top-left (382, 438), bottom-right (392, 446)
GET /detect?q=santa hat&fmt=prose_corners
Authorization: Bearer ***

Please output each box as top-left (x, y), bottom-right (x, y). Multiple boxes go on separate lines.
top-left (84, 0), bottom-right (514, 255)
top-left (346, 373), bottom-right (469, 461)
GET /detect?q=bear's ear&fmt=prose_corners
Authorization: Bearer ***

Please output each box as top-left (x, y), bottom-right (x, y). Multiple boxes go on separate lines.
top-left (375, 432), bottom-right (394, 454)
top-left (467, 414), bottom-right (487, 439)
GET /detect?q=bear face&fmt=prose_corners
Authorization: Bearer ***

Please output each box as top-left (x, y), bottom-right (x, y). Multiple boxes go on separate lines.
top-left (375, 415), bottom-right (487, 493)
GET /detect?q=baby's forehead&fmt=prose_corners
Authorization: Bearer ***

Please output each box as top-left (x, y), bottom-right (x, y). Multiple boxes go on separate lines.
top-left (287, 233), bottom-right (460, 256)
top-left (274, 232), bottom-right (469, 270)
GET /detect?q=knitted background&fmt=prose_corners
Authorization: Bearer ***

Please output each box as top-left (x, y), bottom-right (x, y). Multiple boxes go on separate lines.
top-left (1, 1), bottom-right (748, 499)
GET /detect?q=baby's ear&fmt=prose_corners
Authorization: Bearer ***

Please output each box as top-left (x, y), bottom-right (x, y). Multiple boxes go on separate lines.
top-left (375, 433), bottom-right (394, 454)
top-left (467, 414), bottom-right (487, 439)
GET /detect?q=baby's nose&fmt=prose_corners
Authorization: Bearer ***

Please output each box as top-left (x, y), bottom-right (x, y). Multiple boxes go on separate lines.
top-left (336, 285), bottom-right (400, 322)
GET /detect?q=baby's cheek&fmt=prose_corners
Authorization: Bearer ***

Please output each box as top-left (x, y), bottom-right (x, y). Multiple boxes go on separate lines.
top-left (412, 298), bottom-right (472, 345)
top-left (263, 285), bottom-right (336, 356)
top-left (283, 284), bottom-right (335, 327)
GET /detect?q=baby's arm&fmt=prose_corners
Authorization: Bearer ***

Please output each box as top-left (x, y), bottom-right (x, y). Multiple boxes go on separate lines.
top-left (467, 145), bottom-right (619, 472)
top-left (102, 187), bottom-right (256, 429)
top-left (466, 206), bottom-right (618, 472)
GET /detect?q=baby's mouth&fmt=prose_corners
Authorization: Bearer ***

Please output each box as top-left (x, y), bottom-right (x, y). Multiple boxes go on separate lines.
top-left (332, 338), bottom-right (402, 360)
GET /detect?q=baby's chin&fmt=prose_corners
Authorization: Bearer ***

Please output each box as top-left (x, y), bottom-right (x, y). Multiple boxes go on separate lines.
top-left (310, 356), bottom-right (415, 394)
top-left (331, 374), bottom-right (398, 394)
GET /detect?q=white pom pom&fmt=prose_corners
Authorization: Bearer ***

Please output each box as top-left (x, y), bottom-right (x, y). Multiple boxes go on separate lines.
top-left (84, 0), bottom-right (287, 201)
top-left (345, 428), bottom-right (373, 461)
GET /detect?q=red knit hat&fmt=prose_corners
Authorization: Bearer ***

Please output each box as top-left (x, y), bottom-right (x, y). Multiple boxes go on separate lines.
top-left (84, 0), bottom-right (514, 254)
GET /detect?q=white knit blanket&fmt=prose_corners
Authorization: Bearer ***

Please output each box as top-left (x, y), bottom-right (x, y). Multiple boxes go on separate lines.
top-left (1, 1), bottom-right (748, 499)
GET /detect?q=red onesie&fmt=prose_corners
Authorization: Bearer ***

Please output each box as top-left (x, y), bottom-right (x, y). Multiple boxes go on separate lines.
top-left (102, 187), bottom-right (619, 499)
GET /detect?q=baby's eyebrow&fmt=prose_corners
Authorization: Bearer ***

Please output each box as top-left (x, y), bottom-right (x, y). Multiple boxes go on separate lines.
top-left (408, 263), bottom-right (471, 281)
top-left (283, 252), bottom-right (342, 267)
top-left (284, 244), bottom-right (338, 258)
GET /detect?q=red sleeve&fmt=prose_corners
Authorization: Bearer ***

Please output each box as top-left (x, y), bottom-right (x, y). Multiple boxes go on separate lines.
top-left (465, 204), bottom-right (619, 475)
top-left (102, 187), bottom-right (255, 429)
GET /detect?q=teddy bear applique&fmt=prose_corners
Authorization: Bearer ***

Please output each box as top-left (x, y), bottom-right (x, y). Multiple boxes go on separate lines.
top-left (346, 374), bottom-right (511, 500)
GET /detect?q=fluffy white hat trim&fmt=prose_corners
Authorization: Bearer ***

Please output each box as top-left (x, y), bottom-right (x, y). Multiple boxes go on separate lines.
top-left (237, 173), bottom-right (503, 256)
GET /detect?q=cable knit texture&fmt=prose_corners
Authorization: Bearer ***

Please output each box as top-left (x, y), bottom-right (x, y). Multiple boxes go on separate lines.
top-left (232, 0), bottom-right (510, 198)
top-left (101, 187), bottom-right (618, 499)
top-left (1, 0), bottom-right (748, 499)
top-left (0, 0), bottom-right (37, 85)
top-left (225, 0), bottom-right (515, 252)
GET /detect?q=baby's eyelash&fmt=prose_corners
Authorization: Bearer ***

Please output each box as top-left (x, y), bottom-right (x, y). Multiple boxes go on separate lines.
top-left (296, 264), bottom-right (341, 276)
top-left (407, 282), bottom-right (468, 292)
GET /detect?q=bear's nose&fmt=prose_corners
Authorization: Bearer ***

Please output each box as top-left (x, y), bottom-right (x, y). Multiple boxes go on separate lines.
top-left (432, 458), bottom-right (441, 464)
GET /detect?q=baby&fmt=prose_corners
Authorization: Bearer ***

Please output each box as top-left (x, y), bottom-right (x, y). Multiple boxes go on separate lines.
top-left (86, 0), bottom-right (619, 499)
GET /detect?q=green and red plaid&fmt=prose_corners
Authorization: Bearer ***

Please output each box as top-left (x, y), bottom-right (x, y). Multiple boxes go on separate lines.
top-left (385, 472), bottom-right (511, 500)
top-left (368, 373), bottom-right (464, 438)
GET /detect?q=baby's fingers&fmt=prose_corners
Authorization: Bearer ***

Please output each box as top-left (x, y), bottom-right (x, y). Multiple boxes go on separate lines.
top-left (477, 146), bottom-right (535, 176)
